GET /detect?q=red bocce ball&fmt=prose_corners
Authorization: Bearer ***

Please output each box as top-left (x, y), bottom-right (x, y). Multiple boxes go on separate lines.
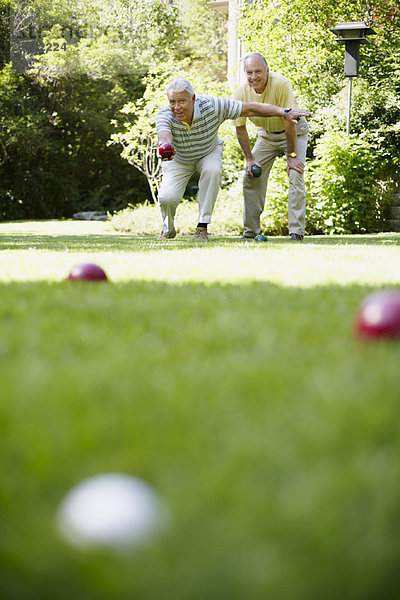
top-left (354, 289), bottom-right (400, 339)
top-left (158, 142), bottom-right (175, 160)
top-left (67, 263), bottom-right (108, 282)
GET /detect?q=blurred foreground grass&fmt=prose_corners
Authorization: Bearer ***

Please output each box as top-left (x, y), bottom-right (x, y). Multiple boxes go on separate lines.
top-left (1, 221), bottom-right (400, 600)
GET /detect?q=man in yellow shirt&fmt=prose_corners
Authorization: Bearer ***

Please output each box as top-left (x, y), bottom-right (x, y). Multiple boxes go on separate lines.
top-left (234, 53), bottom-right (310, 241)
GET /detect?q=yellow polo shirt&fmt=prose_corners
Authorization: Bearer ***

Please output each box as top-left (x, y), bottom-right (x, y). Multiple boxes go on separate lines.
top-left (233, 71), bottom-right (298, 132)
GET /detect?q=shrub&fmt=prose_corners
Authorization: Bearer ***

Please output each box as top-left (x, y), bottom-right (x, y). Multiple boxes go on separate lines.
top-left (111, 132), bottom-right (394, 238)
top-left (110, 188), bottom-right (244, 237)
top-left (306, 131), bottom-right (392, 234)
top-left (110, 165), bottom-right (292, 237)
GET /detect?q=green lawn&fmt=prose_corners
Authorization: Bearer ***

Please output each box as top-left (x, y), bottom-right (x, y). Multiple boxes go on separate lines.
top-left (1, 221), bottom-right (400, 600)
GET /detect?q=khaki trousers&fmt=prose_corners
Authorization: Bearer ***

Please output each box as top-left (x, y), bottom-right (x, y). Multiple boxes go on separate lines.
top-left (158, 142), bottom-right (223, 235)
top-left (243, 117), bottom-right (309, 237)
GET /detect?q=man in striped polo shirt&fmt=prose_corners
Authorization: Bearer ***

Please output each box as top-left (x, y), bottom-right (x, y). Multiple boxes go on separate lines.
top-left (156, 78), bottom-right (311, 242)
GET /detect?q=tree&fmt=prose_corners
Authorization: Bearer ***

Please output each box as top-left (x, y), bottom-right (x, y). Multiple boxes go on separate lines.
top-left (0, 60), bottom-right (151, 220)
top-left (178, 0), bottom-right (228, 79)
top-left (0, 0), bottom-right (10, 68)
top-left (10, 0), bottom-right (186, 78)
top-left (238, 0), bottom-right (400, 109)
top-left (0, 0), bottom-right (191, 220)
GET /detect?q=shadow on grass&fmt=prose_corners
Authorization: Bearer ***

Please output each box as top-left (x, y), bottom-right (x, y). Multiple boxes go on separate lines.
top-left (0, 232), bottom-right (399, 252)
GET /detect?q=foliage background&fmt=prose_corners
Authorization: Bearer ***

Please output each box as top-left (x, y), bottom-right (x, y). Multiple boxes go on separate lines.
top-left (237, 0), bottom-right (400, 234)
top-left (0, 0), bottom-right (192, 220)
top-left (0, 0), bottom-right (399, 233)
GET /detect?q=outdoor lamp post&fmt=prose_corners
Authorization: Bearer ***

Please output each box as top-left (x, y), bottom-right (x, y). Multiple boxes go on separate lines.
top-left (330, 22), bottom-right (375, 135)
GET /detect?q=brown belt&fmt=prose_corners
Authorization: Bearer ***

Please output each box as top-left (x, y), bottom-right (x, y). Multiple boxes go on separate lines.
top-left (270, 130), bottom-right (285, 134)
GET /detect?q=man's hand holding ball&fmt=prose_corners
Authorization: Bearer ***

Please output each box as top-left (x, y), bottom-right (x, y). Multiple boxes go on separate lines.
top-left (158, 142), bottom-right (175, 161)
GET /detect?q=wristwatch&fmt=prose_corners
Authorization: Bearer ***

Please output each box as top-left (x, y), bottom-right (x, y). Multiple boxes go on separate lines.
top-left (283, 108), bottom-right (292, 119)
top-left (289, 152), bottom-right (297, 158)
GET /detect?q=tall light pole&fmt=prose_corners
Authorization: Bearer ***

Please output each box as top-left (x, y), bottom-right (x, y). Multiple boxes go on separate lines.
top-left (330, 22), bottom-right (375, 135)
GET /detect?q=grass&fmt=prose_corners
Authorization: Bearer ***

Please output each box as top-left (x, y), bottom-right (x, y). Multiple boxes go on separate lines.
top-left (1, 220), bottom-right (400, 600)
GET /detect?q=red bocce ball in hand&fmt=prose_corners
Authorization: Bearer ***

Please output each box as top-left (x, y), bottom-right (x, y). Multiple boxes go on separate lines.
top-left (158, 142), bottom-right (175, 160)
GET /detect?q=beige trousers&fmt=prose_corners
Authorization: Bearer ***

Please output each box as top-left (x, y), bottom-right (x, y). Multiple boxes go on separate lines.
top-left (158, 142), bottom-right (223, 235)
top-left (243, 117), bottom-right (309, 237)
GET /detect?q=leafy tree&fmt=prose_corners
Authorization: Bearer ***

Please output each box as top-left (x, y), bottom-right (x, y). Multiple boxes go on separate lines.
top-left (179, 0), bottom-right (228, 79)
top-left (0, 62), bottom-right (150, 220)
top-left (0, 0), bottom-right (190, 220)
top-left (0, 0), bottom-right (10, 68)
top-left (11, 0), bottom-right (185, 61)
top-left (238, 0), bottom-right (399, 110)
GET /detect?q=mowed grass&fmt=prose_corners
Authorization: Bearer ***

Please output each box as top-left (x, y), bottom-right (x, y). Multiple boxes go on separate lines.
top-left (1, 220), bottom-right (400, 600)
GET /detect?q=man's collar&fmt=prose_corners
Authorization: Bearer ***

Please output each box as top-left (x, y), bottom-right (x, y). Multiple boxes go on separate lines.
top-left (192, 96), bottom-right (200, 120)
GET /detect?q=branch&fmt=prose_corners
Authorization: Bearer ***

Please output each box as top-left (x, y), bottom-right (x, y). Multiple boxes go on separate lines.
top-left (120, 135), bottom-right (161, 204)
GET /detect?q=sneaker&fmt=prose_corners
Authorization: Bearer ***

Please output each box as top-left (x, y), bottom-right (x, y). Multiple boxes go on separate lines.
top-left (195, 227), bottom-right (208, 242)
top-left (289, 233), bottom-right (304, 241)
top-left (158, 228), bottom-right (176, 239)
top-left (242, 234), bottom-right (256, 240)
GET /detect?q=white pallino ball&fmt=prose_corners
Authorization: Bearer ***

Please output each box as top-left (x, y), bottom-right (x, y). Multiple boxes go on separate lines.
top-left (56, 473), bottom-right (170, 550)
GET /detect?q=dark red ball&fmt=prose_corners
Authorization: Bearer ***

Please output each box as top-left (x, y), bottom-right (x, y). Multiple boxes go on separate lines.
top-left (354, 290), bottom-right (400, 339)
top-left (158, 142), bottom-right (174, 160)
top-left (67, 263), bottom-right (108, 282)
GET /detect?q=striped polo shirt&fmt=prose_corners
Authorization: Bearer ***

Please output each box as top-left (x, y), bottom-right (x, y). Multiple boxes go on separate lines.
top-left (156, 95), bottom-right (242, 164)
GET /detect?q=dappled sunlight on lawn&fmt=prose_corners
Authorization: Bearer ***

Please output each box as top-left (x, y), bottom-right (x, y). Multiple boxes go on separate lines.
top-left (1, 244), bottom-right (400, 288)
top-left (0, 221), bottom-right (400, 287)
top-left (0, 219), bottom-right (113, 235)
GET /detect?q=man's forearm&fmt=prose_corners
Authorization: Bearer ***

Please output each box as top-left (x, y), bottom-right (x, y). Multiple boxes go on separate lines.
top-left (241, 102), bottom-right (284, 119)
top-left (235, 125), bottom-right (253, 161)
top-left (285, 120), bottom-right (296, 155)
top-left (285, 119), bottom-right (305, 173)
top-left (240, 102), bottom-right (312, 122)
top-left (157, 130), bottom-right (173, 145)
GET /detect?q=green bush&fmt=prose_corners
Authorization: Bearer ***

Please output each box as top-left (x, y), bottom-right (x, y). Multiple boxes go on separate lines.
top-left (111, 134), bottom-right (393, 238)
top-left (261, 157), bottom-right (290, 235)
top-left (305, 131), bottom-right (392, 235)
top-left (310, 77), bottom-right (400, 184)
top-left (219, 121), bottom-right (253, 190)
top-left (351, 79), bottom-right (400, 184)
top-left (110, 187), bottom-right (244, 237)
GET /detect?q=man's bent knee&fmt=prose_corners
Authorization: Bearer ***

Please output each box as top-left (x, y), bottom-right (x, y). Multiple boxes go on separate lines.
top-left (158, 193), bottom-right (181, 207)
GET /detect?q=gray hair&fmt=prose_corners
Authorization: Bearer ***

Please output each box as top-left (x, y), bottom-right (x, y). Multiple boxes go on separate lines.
top-left (243, 53), bottom-right (269, 69)
top-left (166, 78), bottom-right (195, 98)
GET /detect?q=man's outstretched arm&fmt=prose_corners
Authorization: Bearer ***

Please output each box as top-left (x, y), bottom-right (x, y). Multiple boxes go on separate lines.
top-left (240, 102), bottom-right (311, 122)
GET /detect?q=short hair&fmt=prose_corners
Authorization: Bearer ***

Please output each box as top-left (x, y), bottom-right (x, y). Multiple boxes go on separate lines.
top-left (243, 53), bottom-right (269, 69)
top-left (166, 78), bottom-right (195, 98)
